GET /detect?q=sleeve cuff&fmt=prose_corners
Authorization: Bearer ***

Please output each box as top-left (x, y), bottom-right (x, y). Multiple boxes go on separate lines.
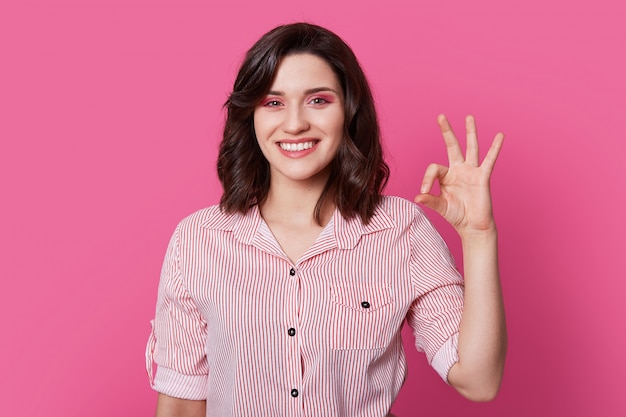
top-left (430, 332), bottom-right (459, 384)
top-left (153, 365), bottom-right (208, 400)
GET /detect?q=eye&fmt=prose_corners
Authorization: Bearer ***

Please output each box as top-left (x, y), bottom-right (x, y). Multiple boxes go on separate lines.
top-left (309, 97), bottom-right (328, 105)
top-left (263, 99), bottom-right (283, 107)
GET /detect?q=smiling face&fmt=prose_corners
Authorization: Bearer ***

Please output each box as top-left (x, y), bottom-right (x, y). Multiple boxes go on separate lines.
top-left (253, 53), bottom-right (345, 188)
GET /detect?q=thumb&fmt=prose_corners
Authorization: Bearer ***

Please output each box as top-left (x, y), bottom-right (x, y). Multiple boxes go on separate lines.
top-left (414, 193), bottom-right (447, 216)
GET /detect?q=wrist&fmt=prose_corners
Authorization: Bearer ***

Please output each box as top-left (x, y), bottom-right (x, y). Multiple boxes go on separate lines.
top-left (459, 226), bottom-right (498, 243)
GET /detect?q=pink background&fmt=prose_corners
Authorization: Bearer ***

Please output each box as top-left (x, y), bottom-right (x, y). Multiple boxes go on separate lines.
top-left (2, 0), bottom-right (625, 415)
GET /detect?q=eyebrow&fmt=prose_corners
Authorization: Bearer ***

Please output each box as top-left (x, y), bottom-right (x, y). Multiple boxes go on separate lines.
top-left (267, 87), bottom-right (340, 96)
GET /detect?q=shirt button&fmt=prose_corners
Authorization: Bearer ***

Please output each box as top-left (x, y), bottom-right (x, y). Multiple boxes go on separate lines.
top-left (288, 327), bottom-right (296, 337)
top-left (289, 268), bottom-right (296, 276)
top-left (361, 301), bottom-right (371, 309)
top-left (290, 389), bottom-right (299, 398)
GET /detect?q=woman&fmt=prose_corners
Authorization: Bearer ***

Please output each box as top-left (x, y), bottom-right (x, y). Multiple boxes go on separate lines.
top-left (147, 22), bottom-right (507, 417)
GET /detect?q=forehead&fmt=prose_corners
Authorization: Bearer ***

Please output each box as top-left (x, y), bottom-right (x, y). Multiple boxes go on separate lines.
top-left (269, 53), bottom-right (342, 93)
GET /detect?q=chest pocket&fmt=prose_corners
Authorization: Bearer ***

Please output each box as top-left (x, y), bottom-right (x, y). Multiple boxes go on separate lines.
top-left (329, 283), bottom-right (395, 350)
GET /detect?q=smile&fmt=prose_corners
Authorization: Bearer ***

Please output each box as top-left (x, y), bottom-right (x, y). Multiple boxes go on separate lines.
top-left (278, 140), bottom-right (318, 152)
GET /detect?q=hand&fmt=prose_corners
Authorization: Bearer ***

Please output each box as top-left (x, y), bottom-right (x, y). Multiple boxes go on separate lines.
top-left (414, 115), bottom-right (504, 236)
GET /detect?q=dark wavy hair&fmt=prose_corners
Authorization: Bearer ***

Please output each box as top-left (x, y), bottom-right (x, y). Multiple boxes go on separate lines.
top-left (217, 22), bottom-right (389, 225)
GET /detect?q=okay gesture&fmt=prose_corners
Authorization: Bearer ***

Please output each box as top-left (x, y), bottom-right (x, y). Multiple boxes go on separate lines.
top-left (414, 115), bottom-right (504, 236)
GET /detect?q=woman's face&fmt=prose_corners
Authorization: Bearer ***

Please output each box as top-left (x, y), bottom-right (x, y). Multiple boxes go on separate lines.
top-left (253, 53), bottom-right (345, 187)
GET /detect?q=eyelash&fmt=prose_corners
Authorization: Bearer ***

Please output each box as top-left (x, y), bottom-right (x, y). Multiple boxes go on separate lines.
top-left (261, 96), bottom-right (333, 107)
top-left (263, 100), bottom-right (283, 107)
top-left (309, 96), bottom-right (329, 105)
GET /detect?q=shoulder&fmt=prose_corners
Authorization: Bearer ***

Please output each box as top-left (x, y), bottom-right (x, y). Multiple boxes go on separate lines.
top-left (377, 196), bottom-right (444, 245)
top-left (378, 195), bottom-right (429, 225)
top-left (173, 205), bottom-right (240, 238)
top-left (177, 205), bottom-right (228, 227)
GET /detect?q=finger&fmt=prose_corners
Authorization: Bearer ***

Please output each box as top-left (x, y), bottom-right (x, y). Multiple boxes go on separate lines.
top-left (414, 193), bottom-right (447, 216)
top-left (438, 114), bottom-right (464, 165)
top-left (420, 163), bottom-right (448, 194)
top-left (480, 132), bottom-right (505, 173)
top-left (465, 115), bottom-right (479, 166)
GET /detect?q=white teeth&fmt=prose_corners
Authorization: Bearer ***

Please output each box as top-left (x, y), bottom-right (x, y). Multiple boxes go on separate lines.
top-left (279, 141), bottom-right (315, 151)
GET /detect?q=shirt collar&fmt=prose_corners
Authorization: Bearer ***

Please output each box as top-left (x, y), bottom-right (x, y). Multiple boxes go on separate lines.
top-left (199, 202), bottom-right (396, 250)
top-left (332, 203), bottom-right (396, 249)
top-left (198, 205), bottom-right (262, 246)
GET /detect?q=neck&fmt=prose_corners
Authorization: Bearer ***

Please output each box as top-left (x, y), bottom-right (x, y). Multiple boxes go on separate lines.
top-left (260, 175), bottom-right (335, 227)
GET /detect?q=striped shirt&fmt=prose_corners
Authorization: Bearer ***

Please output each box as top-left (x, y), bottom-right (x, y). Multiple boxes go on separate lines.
top-left (146, 196), bottom-right (464, 417)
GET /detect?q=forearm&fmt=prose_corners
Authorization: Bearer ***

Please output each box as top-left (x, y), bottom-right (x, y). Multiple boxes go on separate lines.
top-left (155, 393), bottom-right (206, 417)
top-left (448, 228), bottom-right (507, 401)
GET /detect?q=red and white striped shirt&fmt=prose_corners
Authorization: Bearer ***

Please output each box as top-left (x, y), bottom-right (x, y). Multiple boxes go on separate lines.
top-left (146, 196), bottom-right (464, 417)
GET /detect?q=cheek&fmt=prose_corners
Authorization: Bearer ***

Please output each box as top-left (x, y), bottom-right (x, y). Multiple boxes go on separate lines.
top-left (314, 109), bottom-right (344, 135)
top-left (331, 114), bottom-right (345, 138)
top-left (252, 113), bottom-right (270, 160)
top-left (253, 110), bottom-right (279, 141)
top-left (252, 111), bottom-right (262, 137)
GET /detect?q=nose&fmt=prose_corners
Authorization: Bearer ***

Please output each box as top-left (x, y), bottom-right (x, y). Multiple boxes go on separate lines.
top-left (281, 105), bottom-right (309, 134)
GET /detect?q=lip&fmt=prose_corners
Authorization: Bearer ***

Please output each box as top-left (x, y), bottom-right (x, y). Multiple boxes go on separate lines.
top-left (276, 138), bottom-right (320, 158)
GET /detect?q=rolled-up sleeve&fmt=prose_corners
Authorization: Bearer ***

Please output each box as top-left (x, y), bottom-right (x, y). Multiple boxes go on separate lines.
top-left (146, 226), bottom-right (208, 400)
top-left (406, 206), bottom-right (464, 383)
